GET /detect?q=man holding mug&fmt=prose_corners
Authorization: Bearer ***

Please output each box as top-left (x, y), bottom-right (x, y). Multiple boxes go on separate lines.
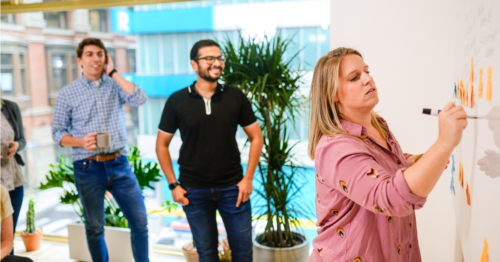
top-left (51, 38), bottom-right (149, 262)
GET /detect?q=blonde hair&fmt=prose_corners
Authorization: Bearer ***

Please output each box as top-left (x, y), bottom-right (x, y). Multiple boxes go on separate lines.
top-left (308, 47), bottom-right (388, 159)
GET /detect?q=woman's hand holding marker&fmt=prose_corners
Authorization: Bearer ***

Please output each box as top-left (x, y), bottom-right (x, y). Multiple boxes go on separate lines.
top-left (437, 102), bottom-right (468, 151)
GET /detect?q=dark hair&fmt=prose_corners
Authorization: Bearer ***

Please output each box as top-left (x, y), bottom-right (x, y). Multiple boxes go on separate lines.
top-left (190, 40), bottom-right (220, 60)
top-left (76, 38), bottom-right (108, 58)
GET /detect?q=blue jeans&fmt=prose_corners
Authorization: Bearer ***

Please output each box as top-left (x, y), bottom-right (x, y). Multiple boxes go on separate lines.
top-left (9, 186), bottom-right (23, 255)
top-left (182, 184), bottom-right (252, 262)
top-left (73, 155), bottom-right (149, 262)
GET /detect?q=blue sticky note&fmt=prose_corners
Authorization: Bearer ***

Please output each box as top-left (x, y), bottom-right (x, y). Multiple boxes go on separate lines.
top-left (450, 176), bottom-right (455, 195)
top-left (451, 155), bottom-right (455, 175)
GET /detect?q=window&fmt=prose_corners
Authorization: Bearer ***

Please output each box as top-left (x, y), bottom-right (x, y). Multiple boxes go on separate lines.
top-left (0, 14), bottom-right (16, 24)
top-left (1, 54), bottom-right (14, 96)
top-left (51, 54), bottom-right (68, 93)
top-left (89, 9), bottom-right (108, 32)
top-left (127, 49), bottom-right (136, 73)
top-left (44, 12), bottom-right (68, 29)
top-left (71, 56), bottom-right (79, 80)
top-left (19, 54), bottom-right (27, 95)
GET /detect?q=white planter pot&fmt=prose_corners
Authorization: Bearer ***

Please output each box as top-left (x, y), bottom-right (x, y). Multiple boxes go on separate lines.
top-left (253, 233), bottom-right (309, 262)
top-left (67, 222), bottom-right (134, 262)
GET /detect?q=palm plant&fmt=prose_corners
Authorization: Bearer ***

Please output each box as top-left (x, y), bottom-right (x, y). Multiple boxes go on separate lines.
top-left (221, 32), bottom-right (309, 247)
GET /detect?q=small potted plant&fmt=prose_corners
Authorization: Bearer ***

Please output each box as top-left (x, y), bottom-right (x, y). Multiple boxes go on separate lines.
top-left (20, 198), bottom-right (43, 251)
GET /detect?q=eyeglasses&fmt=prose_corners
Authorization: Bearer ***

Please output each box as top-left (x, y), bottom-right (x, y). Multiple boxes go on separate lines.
top-left (195, 56), bottom-right (226, 64)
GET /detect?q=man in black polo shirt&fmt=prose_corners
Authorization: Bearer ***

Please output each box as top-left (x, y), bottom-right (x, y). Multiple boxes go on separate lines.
top-left (155, 40), bottom-right (263, 262)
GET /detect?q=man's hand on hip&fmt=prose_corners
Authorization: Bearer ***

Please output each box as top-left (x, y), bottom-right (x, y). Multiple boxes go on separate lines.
top-left (172, 186), bottom-right (189, 206)
top-left (81, 133), bottom-right (98, 151)
top-left (236, 176), bottom-right (253, 207)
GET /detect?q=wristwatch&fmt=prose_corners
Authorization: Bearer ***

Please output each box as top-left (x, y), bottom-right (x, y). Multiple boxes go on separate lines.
top-left (168, 181), bottom-right (179, 190)
top-left (108, 69), bottom-right (117, 78)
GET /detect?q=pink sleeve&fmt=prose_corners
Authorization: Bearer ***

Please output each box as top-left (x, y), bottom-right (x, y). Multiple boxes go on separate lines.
top-left (317, 138), bottom-right (426, 217)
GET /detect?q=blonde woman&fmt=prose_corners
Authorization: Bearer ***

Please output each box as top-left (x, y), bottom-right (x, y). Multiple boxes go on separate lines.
top-left (1, 92), bottom-right (26, 256)
top-left (308, 48), bottom-right (467, 261)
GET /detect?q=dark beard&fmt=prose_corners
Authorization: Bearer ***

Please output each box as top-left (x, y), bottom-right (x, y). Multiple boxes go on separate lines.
top-left (198, 66), bottom-right (221, 82)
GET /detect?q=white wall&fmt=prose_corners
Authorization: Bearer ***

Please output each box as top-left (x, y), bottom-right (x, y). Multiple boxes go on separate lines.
top-left (214, 0), bottom-right (329, 34)
top-left (330, 1), bottom-right (462, 261)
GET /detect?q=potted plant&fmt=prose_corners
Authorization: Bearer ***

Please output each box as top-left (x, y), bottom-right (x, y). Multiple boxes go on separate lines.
top-left (38, 146), bottom-right (162, 262)
top-left (20, 198), bottom-right (43, 251)
top-left (221, 32), bottom-right (311, 261)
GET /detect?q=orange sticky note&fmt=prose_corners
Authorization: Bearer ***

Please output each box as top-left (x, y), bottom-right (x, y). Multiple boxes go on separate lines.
top-left (461, 80), bottom-right (465, 105)
top-left (486, 66), bottom-right (492, 102)
top-left (470, 58), bottom-right (474, 82)
top-left (466, 83), bottom-right (469, 107)
top-left (459, 163), bottom-right (464, 188)
top-left (479, 68), bottom-right (483, 98)
top-left (471, 84), bottom-right (474, 108)
top-left (480, 237), bottom-right (489, 262)
top-left (465, 181), bottom-right (471, 205)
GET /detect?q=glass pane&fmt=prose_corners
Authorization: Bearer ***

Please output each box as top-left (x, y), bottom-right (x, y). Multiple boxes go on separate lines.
top-left (53, 68), bottom-right (68, 92)
top-left (284, 28), bottom-right (300, 71)
top-left (189, 32), bottom-right (204, 74)
top-left (1, 54), bottom-right (13, 66)
top-left (176, 33), bottom-right (189, 74)
top-left (159, 3), bottom-right (175, 10)
top-left (19, 54), bottom-right (25, 67)
top-left (44, 12), bottom-right (67, 29)
top-left (161, 34), bottom-right (174, 74)
top-left (139, 36), bottom-right (147, 73)
top-left (107, 48), bottom-right (116, 64)
top-left (302, 27), bottom-right (317, 71)
top-left (0, 14), bottom-right (16, 24)
top-left (202, 1), bottom-right (217, 7)
top-left (127, 49), bottom-right (137, 73)
top-left (188, 1), bottom-right (202, 8)
top-left (52, 54), bottom-right (67, 68)
top-left (219, 0), bottom-right (233, 4)
top-left (90, 10), bottom-right (107, 32)
top-left (173, 2), bottom-right (187, 9)
top-left (319, 26), bottom-right (330, 56)
top-left (146, 34), bottom-right (160, 73)
top-left (72, 56), bottom-right (79, 80)
top-left (1, 69), bottom-right (14, 96)
top-left (235, 0), bottom-right (249, 3)
top-left (20, 69), bottom-right (27, 95)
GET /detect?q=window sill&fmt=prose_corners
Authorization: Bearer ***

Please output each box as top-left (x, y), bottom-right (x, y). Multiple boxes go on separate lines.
top-left (43, 28), bottom-right (75, 36)
top-left (0, 23), bottom-right (25, 32)
top-left (88, 31), bottom-right (113, 40)
top-left (1, 95), bottom-right (31, 102)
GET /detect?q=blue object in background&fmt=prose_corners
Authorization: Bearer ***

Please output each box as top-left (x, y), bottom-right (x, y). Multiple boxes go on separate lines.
top-left (123, 74), bottom-right (197, 97)
top-left (111, 7), bottom-right (215, 34)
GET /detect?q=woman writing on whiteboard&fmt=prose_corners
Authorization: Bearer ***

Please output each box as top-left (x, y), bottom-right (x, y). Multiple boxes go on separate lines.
top-left (308, 47), bottom-right (467, 262)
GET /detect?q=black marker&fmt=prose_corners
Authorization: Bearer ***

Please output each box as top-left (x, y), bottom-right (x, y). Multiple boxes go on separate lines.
top-left (422, 108), bottom-right (482, 119)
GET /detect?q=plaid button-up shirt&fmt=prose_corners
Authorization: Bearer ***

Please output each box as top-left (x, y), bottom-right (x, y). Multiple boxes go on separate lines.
top-left (52, 74), bottom-right (147, 162)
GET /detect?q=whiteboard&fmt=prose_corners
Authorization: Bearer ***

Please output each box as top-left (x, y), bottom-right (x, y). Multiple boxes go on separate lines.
top-left (452, 0), bottom-right (499, 261)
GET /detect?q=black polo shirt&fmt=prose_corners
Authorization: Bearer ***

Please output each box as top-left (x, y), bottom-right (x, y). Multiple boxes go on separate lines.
top-left (159, 82), bottom-right (257, 188)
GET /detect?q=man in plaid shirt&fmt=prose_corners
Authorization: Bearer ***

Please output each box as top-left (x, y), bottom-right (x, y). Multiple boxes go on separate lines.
top-left (52, 38), bottom-right (149, 262)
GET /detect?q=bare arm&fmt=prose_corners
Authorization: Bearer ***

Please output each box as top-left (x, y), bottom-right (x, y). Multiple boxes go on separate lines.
top-left (403, 102), bottom-right (467, 198)
top-left (236, 122), bottom-right (263, 207)
top-left (1, 215), bottom-right (14, 259)
top-left (156, 131), bottom-right (189, 206)
top-left (105, 54), bottom-right (134, 94)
